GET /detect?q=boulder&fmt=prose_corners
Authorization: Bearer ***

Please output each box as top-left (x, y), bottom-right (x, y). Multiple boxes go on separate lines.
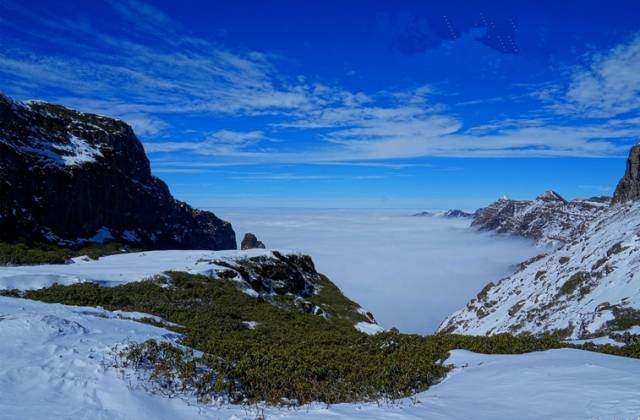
top-left (241, 233), bottom-right (266, 250)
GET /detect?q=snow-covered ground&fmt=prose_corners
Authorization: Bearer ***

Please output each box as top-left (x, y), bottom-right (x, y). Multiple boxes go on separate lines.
top-left (0, 249), bottom-right (274, 291)
top-left (1, 296), bottom-right (639, 419)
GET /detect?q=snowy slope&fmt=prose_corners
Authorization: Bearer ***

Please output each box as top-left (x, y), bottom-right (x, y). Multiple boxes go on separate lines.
top-left (2, 295), bottom-right (639, 420)
top-left (0, 296), bottom-right (195, 420)
top-left (440, 201), bottom-right (640, 339)
top-left (0, 249), bottom-right (274, 291)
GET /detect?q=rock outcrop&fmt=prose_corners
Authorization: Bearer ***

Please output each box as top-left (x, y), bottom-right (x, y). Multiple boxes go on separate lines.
top-left (0, 93), bottom-right (236, 249)
top-left (613, 144), bottom-right (640, 204)
top-left (212, 251), bottom-right (318, 296)
top-left (443, 209), bottom-right (474, 218)
top-left (240, 233), bottom-right (265, 250)
top-left (472, 191), bottom-right (609, 246)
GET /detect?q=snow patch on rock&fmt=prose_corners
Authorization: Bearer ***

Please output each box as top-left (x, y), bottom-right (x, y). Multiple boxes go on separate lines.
top-left (355, 321), bottom-right (385, 335)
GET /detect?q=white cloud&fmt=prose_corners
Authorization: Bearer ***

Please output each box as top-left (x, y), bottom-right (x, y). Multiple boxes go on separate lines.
top-left (554, 34), bottom-right (640, 118)
top-left (144, 130), bottom-right (266, 155)
top-left (122, 114), bottom-right (168, 136)
top-left (0, 0), bottom-right (318, 127)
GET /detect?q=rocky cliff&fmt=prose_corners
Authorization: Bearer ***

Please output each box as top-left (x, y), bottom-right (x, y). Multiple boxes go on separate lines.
top-left (472, 191), bottom-right (609, 246)
top-left (613, 144), bottom-right (640, 204)
top-left (0, 93), bottom-right (236, 249)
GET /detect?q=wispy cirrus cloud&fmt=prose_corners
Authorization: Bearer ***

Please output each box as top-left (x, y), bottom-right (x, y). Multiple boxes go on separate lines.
top-left (529, 33), bottom-right (640, 120)
top-left (0, 0), bottom-right (317, 123)
top-left (1, 0), bottom-right (640, 168)
top-left (560, 34), bottom-right (640, 118)
top-left (144, 130), bottom-right (266, 155)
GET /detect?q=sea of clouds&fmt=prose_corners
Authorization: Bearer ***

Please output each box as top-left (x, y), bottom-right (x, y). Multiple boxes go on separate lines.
top-left (215, 208), bottom-right (539, 334)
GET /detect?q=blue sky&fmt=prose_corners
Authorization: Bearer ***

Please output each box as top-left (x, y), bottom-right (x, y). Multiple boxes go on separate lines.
top-left (1, 0), bottom-right (640, 208)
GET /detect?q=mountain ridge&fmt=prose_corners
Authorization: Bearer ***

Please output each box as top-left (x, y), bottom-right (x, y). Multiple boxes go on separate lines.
top-left (471, 191), bottom-right (610, 246)
top-left (440, 144), bottom-right (640, 342)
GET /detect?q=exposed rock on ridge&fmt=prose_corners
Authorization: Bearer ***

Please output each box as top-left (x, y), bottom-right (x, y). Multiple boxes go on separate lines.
top-left (613, 144), bottom-right (640, 204)
top-left (0, 93), bottom-right (236, 249)
top-left (212, 251), bottom-right (317, 297)
top-left (472, 191), bottom-right (609, 246)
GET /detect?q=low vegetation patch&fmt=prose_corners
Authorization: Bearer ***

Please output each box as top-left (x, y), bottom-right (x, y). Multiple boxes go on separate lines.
top-left (108, 340), bottom-right (227, 404)
top-left (21, 272), bottom-right (570, 405)
top-left (559, 271), bottom-right (591, 296)
top-left (579, 341), bottom-right (640, 359)
top-left (0, 241), bottom-right (138, 265)
top-left (606, 307), bottom-right (640, 332)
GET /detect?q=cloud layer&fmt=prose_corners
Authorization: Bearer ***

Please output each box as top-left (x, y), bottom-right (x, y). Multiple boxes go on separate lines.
top-left (218, 208), bottom-right (539, 334)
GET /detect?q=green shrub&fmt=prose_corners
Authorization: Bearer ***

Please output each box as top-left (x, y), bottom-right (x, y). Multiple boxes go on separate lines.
top-left (606, 307), bottom-right (640, 331)
top-left (0, 241), bottom-right (138, 265)
top-left (559, 271), bottom-right (590, 295)
top-left (23, 272), bottom-right (571, 405)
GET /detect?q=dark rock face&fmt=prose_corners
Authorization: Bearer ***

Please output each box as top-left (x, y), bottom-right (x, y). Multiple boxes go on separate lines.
top-left (241, 233), bottom-right (265, 250)
top-left (0, 93), bottom-right (236, 249)
top-left (443, 209), bottom-right (473, 218)
top-left (412, 209), bottom-right (473, 218)
top-left (213, 251), bottom-right (319, 296)
top-left (412, 211), bottom-right (433, 217)
top-left (613, 144), bottom-right (640, 204)
top-left (472, 191), bottom-right (609, 245)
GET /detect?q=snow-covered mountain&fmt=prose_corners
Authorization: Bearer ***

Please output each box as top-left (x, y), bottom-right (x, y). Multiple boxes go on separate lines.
top-left (439, 145), bottom-right (640, 341)
top-left (440, 200), bottom-right (640, 339)
top-left (0, 93), bottom-right (235, 249)
top-left (472, 191), bottom-right (610, 247)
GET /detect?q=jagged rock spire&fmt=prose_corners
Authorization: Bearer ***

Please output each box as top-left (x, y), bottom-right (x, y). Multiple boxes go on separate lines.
top-left (613, 144), bottom-right (640, 204)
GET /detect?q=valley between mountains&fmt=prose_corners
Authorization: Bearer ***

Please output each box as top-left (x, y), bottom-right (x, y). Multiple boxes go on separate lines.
top-left (2, 94), bottom-right (640, 418)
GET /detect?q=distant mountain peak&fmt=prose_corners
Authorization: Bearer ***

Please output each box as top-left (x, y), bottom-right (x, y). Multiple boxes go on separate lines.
top-left (472, 193), bottom-right (605, 246)
top-left (536, 190), bottom-right (567, 203)
top-left (412, 209), bottom-right (473, 218)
